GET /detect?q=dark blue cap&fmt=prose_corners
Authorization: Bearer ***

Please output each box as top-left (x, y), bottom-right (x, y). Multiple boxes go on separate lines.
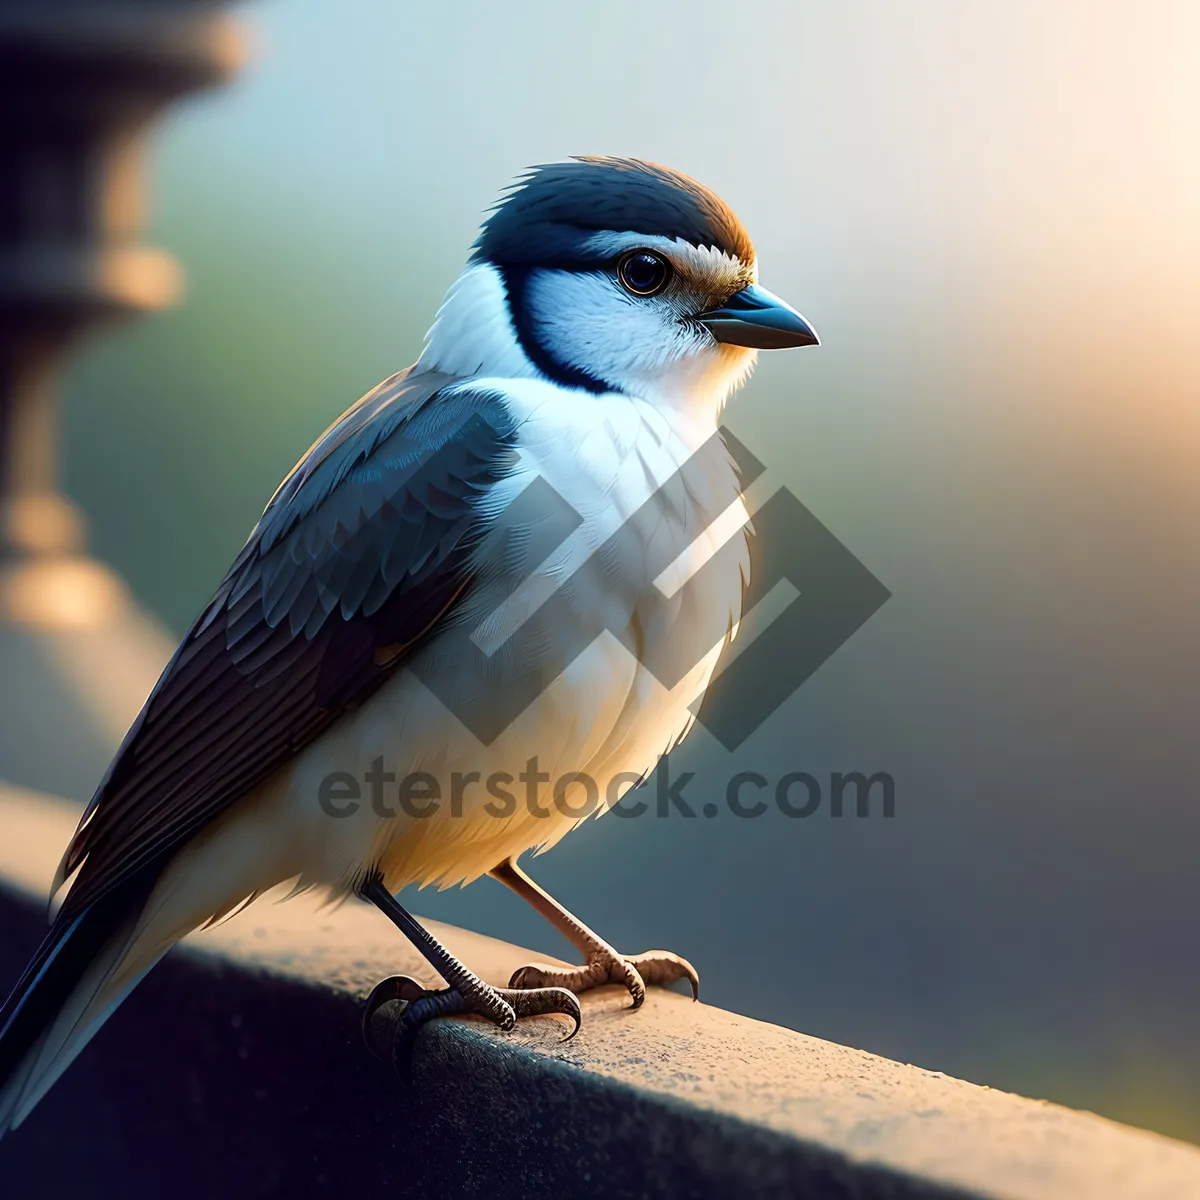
top-left (472, 157), bottom-right (754, 268)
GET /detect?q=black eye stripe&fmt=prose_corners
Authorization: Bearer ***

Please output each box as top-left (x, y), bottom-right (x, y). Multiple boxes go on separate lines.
top-left (617, 250), bottom-right (672, 297)
top-left (498, 266), bottom-right (610, 394)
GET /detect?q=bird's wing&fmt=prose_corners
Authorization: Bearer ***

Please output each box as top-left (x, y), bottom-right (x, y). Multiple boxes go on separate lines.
top-left (54, 366), bottom-right (521, 918)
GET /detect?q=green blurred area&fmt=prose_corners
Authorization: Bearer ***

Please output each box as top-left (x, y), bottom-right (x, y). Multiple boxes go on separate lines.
top-left (52, 0), bottom-right (1200, 1145)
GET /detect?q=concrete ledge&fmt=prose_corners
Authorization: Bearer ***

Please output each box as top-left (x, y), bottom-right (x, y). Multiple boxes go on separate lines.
top-left (1, 783), bottom-right (1199, 1198)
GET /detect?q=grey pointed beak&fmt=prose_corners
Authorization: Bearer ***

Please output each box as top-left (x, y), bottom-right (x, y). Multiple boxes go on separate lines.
top-left (696, 283), bottom-right (819, 350)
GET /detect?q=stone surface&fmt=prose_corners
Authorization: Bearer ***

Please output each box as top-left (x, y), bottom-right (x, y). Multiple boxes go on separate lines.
top-left (2, 782), bottom-right (1199, 1198)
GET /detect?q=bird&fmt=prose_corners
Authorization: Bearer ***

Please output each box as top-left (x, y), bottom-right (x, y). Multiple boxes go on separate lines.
top-left (0, 155), bottom-right (817, 1134)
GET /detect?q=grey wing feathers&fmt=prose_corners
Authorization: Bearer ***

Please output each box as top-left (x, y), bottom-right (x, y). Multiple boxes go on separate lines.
top-left (54, 366), bottom-right (520, 918)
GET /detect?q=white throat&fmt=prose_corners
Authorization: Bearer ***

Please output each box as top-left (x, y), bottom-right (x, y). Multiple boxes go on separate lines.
top-left (417, 263), bottom-right (538, 381)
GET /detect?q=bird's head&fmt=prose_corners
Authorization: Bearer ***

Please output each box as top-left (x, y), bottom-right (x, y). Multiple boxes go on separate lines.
top-left (420, 157), bottom-right (817, 417)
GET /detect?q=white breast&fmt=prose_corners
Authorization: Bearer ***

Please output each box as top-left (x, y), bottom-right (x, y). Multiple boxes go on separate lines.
top-left (246, 379), bottom-right (749, 895)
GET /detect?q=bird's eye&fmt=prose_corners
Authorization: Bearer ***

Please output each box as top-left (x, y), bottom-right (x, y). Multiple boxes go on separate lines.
top-left (617, 251), bottom-right (672, 297)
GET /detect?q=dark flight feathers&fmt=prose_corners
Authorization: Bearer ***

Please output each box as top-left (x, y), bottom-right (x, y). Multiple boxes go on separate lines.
top-left (52, 368), bottom-right (519, 921)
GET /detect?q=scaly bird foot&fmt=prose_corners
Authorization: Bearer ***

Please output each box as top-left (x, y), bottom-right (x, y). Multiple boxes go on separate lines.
top-left (509, 948), bottom-right (699, 1010)
top-left (361, 974), bottom-right (582, 1064)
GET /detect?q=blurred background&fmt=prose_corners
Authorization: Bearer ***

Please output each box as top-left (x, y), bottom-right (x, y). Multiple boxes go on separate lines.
top-left (5, 0), bottom-right (1199, 1144)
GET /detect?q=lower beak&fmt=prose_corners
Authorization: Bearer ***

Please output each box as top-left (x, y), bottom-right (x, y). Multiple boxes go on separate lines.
top-left (696, 283), bottom-right (819, 350)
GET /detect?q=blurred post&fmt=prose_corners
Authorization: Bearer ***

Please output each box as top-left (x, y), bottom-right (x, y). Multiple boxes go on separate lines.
top-left (0, 2), bottom-right (246, 802)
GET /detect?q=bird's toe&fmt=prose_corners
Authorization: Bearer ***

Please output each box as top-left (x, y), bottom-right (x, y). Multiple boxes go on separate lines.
top-left (628, 950), bottom-right (700, 1000)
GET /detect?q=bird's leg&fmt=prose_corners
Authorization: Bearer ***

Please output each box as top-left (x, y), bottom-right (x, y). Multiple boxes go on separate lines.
top-left (358, 875), bottom-right (580, 1060)
top-left (489, 857), bottom-right (698, 1009)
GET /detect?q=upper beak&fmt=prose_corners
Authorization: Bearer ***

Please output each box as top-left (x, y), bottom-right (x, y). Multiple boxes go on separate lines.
top-left (696, 283), bottom-right (819, 350)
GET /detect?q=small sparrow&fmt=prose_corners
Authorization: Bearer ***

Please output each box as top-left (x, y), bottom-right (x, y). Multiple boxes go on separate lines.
top-left (0, 156), bottom-right (817, 1133)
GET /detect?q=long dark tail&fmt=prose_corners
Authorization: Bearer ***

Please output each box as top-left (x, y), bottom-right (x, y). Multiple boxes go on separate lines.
top-left (0, 870), bottom-right (158, 1136)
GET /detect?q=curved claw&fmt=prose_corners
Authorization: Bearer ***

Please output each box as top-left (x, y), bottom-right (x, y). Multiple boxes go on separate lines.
top-left (388, 985), bottom-right (517, 1073)
top-left (391, 991), bottom-right (467, 1074)
top-left (397, 986), bottom-right (491, 1035)
top-left (625, 970), bottom-right (647, 1011)
top-left (363, 974), bottom-right (580, 1074)
top-left (629, 950), bottom-right (700, 1001)
top-left (361, 974), bottom-right (428, 1058)
top-left (504, 985), bottom-right (582, 1041)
